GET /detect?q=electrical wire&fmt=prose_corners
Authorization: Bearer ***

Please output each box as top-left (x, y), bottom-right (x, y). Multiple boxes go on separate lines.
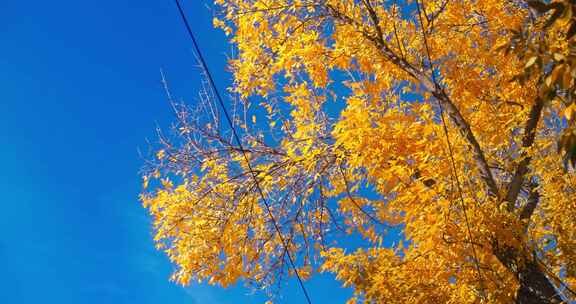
top-left (414, 0), bottom-right (487, 297)
top-left (172, 1), bottom-right (313, 303)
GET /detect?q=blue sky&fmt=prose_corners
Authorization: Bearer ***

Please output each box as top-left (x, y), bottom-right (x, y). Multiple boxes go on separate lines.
top-left (0, 1), bottom-right (355, 303)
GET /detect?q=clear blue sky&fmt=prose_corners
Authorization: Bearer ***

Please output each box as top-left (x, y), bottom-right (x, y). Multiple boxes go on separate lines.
top-left (0, 1), bottom-right (353, 303)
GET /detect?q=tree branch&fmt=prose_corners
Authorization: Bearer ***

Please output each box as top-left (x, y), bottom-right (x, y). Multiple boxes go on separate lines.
top-left (520, 182), bottom-right (539, 221)
top-left (326, 4), bottom-right (499, 196)
top-left (505, 98), bottom-right (545, 210)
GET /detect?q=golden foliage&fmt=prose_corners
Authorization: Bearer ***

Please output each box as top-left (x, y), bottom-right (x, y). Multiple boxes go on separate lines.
top-left (141, 1), bottom-right (576, 302)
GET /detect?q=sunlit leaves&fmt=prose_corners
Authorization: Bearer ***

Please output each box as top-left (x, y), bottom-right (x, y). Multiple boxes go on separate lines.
top-left (501, 0), bottom-right (576, 167)
top-left (141, 0), bottom-right (576, 302)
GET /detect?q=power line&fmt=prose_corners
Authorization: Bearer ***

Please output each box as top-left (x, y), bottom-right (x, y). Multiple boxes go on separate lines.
top-left (414, 0), bottom-right (486, 297)
top-left (171, 1), bottom-right (313, 303)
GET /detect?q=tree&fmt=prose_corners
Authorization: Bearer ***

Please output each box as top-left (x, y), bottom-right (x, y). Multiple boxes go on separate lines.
top-left (140, 0), bottom-right (576, 303)
top-left (503, 0), bottom-right (576, 168)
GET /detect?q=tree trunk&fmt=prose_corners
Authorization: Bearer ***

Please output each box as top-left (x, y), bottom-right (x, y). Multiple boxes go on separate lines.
top-left (516, 260), bottom-right (562, 304)
top-left (494, 245), bottom-right (563, 304)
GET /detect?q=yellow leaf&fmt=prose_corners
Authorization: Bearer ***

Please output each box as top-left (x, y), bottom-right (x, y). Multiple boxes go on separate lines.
top-left (156, 149), bottom-right (166, 160)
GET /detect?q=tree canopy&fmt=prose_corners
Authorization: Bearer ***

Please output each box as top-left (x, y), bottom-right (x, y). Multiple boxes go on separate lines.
top-left (140, 0), bottom-right (576, 303)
